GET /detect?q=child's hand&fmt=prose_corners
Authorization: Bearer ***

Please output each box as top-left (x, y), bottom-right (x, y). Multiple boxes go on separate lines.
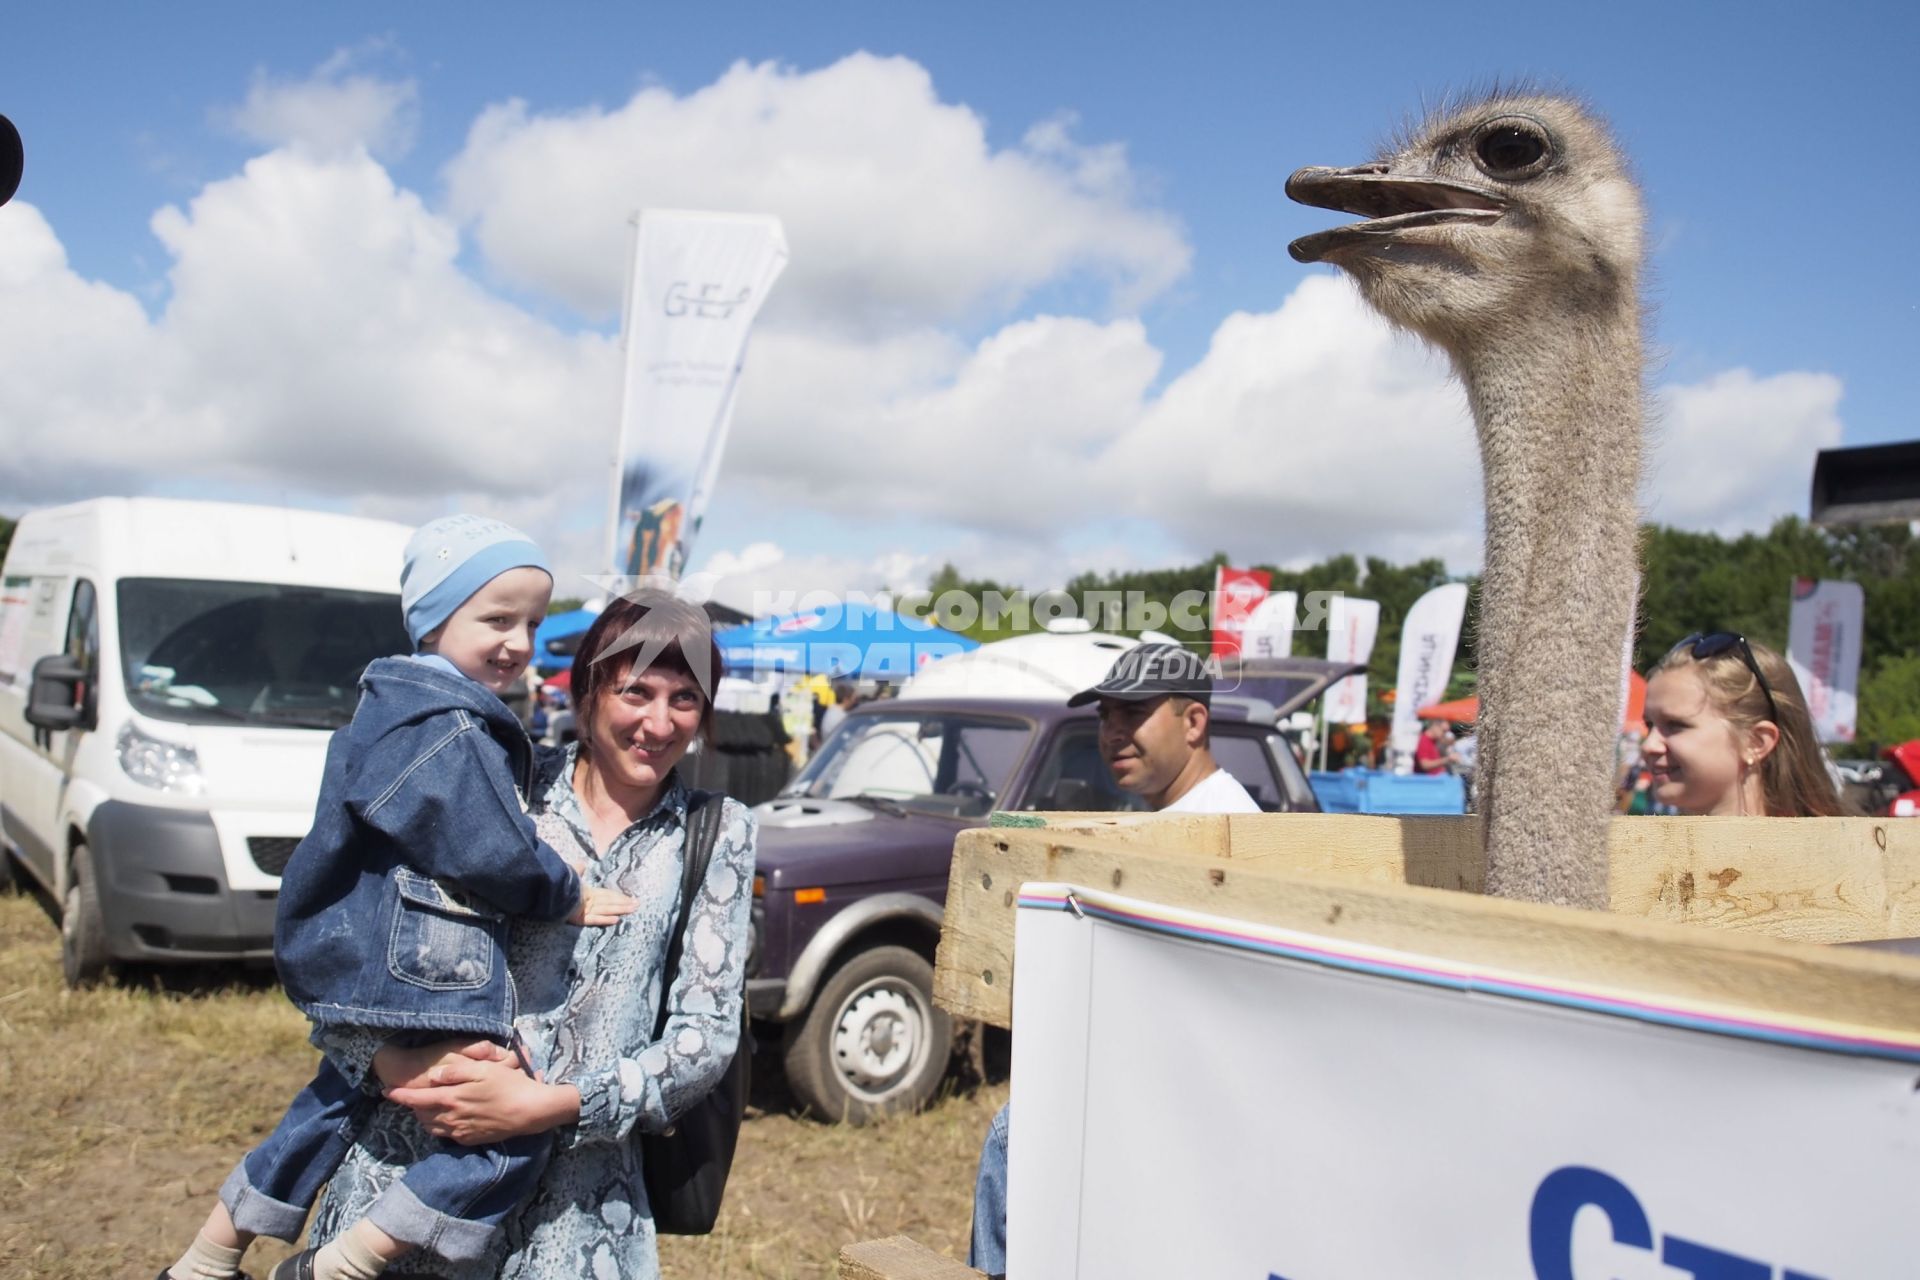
top-left (570, 885), bottom-right (638, 927)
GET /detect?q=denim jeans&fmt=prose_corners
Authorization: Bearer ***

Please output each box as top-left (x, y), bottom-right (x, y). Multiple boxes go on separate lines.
top-left (968, 1103), bottom-right (1010, 1277)
top-left (221, 1053), bottom-right (551, 1262)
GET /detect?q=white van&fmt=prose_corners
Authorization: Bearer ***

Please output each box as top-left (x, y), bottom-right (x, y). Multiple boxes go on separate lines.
top-left (0, 498), bottom-right (413, 985)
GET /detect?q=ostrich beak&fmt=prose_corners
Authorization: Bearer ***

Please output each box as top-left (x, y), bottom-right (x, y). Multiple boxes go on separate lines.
top-left (1286, 164), bottom-right (1507, 263)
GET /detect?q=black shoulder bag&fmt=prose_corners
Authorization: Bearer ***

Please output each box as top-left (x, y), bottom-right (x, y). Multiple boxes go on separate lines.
top-left (640, 789), bottom-right (751, 1235)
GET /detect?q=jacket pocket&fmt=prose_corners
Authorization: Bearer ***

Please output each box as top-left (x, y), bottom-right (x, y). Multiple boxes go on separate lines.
top-left (387, 866), bottom-right (503, 992)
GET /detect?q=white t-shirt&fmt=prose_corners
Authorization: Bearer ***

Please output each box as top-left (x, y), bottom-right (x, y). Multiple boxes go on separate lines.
top-left (1161, 766), bottom-right (1263, 814)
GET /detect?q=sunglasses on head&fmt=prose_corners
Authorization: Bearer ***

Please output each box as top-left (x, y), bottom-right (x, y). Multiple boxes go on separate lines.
top-left (1671, 632), bottom-right (1782, 727)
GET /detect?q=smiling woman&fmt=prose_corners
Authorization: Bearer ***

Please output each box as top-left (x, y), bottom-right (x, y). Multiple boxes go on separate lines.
top-left (1642, 633), bottom-right (1846, 818)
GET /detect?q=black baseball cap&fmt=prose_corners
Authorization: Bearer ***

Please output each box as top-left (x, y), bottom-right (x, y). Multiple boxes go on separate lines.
top-left (1067, 643), bottom-right (1214, 707)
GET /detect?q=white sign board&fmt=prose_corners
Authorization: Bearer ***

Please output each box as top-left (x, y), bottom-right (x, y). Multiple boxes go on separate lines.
top-left (1388, 581), bottom-right (1467, 765)
top-left (1240, 591), bottom-right (1297, 660)
top-left (1788, 577), bottom-right (1864, 743)
top-left (1006, 884), bottom-right (1920, 1279)
top-left (1323, 595), bottom-right (1380, 724)
top-left (611, 210), bottom-right (788, 580)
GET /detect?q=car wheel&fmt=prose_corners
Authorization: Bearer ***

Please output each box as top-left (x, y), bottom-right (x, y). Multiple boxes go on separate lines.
top-left (62, 844), bottom-right (111, 988)
top-left (783, 944), bottom-right (952, 1125)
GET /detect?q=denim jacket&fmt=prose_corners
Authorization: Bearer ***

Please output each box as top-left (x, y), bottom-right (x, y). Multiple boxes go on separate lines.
top-left (275, 657), bottom-right (581, 1041)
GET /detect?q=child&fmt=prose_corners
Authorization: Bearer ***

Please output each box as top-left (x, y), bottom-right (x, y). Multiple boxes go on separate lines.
top-left (163, 516), bottom-right (635, 1280)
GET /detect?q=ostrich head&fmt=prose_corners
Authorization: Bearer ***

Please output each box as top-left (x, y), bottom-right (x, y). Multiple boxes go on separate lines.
top-left (1286, 94), bottom-right (1643, 356)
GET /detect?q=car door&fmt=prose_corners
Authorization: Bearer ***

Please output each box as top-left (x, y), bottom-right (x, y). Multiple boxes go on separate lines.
top-left (3, 576), bottom-right (93, 885)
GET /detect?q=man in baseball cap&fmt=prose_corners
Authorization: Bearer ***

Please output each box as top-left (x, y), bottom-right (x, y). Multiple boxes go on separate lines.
top-left (1065, 642), bottom-right (1259, 814)
top-left (969, 643), bottom-right (1260, 1278)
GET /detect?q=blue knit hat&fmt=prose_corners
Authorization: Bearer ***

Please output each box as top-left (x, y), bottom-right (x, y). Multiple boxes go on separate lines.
top-left (400, 515), bottom-right (552, 647)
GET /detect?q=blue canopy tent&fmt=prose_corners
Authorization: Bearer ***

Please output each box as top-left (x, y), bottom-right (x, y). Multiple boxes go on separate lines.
top-left (714, 602), bottom-right (978, 680)
top-left (533, 599), bottom-right (755, 676)
top-left (532, 608), bottom-right (598, 676)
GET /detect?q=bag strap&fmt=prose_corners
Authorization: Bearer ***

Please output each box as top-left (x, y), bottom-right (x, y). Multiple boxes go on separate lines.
top-left (651, 788), bottom-right (725, 1040)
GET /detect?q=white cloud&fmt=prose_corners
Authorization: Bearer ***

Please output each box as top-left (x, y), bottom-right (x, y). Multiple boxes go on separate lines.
top-left (0, 55), bottom-right (1848, 606)
top-left (1645, 369), bottom-right (1842, 533)
top-left (220, 46), bottom-right (419, 160)
top-left (0, 147), bottom-right (612, 514)
top-left (441, 53), bottom-right (1190, 328)
top-left (1103, 275), bottom-right (1485, 567)
top-left (724, 314), bottom-right (1162, 538)
top-left (693, 541), bottom-right (934, 616)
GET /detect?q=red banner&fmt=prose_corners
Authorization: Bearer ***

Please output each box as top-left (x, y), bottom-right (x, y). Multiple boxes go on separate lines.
top-left (1211, 566), bottom-right (1272, 657)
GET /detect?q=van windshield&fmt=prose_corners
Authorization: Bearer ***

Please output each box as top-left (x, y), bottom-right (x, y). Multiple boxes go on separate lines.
top-left (118, 578), bottom-right (407, 728)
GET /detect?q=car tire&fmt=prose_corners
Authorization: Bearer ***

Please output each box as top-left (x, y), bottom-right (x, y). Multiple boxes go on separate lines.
top-left (62, 844), bottom-right (111, 988)
top-left (783, 944), bottom-right (952, 1125)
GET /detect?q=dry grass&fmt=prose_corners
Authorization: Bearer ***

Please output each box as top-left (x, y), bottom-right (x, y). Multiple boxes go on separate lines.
top-left (0, 889), bottom-right (1000, 1279)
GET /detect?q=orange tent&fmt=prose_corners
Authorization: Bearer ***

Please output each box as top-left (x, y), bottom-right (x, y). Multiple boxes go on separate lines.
top-left (1419, 671), bottom-right (1647, 734)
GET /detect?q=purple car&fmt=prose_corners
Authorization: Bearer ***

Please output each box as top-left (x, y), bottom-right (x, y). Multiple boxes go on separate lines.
top-left (748, 659), bottom-right (1351, 1123)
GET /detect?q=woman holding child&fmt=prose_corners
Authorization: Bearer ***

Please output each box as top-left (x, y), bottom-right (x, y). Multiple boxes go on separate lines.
top-left (163, 517), bottom-right (754, 1280)
top-left (314, 585), bottom-right (758, 1279)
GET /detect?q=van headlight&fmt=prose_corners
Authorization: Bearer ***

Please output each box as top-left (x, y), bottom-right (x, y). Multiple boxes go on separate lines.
top-left (118, 722), bottom-right (207, 795)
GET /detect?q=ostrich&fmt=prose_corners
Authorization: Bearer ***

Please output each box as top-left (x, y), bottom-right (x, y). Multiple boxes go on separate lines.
top-left (1287, 94), bottom-right (1645, 908)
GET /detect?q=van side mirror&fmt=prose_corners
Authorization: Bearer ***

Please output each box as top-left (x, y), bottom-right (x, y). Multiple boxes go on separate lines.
top-left (25, 653), bottom-right (94, 733)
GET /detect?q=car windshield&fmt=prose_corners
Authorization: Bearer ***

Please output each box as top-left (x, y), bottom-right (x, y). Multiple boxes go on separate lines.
top-left (785, 711), bottom-right (1032, 818)
top-left (118, 578), bottom-right (407, 728)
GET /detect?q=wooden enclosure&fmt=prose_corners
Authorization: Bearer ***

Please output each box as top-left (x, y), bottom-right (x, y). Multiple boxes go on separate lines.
top-left (839, 813), bottom-right (1920, 1278)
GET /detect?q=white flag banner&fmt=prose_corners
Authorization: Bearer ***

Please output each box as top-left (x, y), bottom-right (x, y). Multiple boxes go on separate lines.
top-left (1239, 591), bottom-right (1296, 659)
top-left (1388, 582), bottom-right (1468, 765)
top-left (1005, 883), bottom-right (1920, 1280)
top-left (1788, 577), bottom-right (1864, 743)
top-left (611, 210), bottom-right (788, 580)
top-left (1323, 596), bottom-right (1381, 724)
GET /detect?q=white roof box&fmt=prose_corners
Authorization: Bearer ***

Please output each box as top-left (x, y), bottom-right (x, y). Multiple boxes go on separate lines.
top-left (897, 631), bottom-right (1142, 703)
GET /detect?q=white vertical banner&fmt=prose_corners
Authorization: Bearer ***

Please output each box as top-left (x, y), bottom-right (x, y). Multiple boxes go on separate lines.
top-left (1238, 591), bottom-right (1296, 659)
top-left (1323, 596), bottom-right (1380, 724)
top-left (611, 210), bottom-right (788, 580)
top-left (1788, 577), bottom-right (1865, 742)
top-left (1389, 582), bottom-right (1468, 767)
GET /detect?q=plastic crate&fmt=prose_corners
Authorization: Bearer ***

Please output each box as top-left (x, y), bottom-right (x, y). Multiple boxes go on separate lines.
top-left (1308, 768), bottom-right (1466, 816)
top-left (1308, 771), bottom-right (1363, 814)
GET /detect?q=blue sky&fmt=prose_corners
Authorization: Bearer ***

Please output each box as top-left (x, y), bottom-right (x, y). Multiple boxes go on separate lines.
top-left (3, 2), bottom-right (1914, 605)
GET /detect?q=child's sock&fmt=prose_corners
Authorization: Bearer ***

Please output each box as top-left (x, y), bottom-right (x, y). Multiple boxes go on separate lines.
top-left (310, 1221), bottom-right (398, 1280)
top-left (167, 1233), bottom-right (246, 1280)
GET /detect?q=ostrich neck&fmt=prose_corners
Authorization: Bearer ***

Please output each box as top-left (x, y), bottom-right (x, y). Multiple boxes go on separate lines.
top-left (1460, 314), bottom-right (1643, 909)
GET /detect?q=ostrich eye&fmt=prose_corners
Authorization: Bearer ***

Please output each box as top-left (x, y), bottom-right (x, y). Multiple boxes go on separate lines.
top-left (1473, 123), bottom-right (1550, 177)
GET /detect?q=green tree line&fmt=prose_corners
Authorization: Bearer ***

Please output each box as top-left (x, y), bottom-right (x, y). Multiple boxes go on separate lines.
top-left (920, 517), bottom-right (1920, 749)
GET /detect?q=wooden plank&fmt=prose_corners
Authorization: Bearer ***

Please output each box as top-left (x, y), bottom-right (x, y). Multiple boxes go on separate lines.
top-left (838, 1236), bottom-right (986, 1280)
top-left (1035, 811), bottom-right (1484, 890)
top-left (1606, 815), bottom-right (1920, 942)
top-left (1024, 812), bottom-right (1920, 941)
top-left (933, 829), bottom-right (1920, 1031)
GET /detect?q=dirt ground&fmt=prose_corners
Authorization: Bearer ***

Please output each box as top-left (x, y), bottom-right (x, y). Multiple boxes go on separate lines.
top-left (0, 888), bottom-right (1000, 1279)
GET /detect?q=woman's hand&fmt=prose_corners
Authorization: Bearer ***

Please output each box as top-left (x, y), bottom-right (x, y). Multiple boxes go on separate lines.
top-left (570, 884), bottom-right (639, 927)
top-left (372, 1038), bottom-right (514, 1093)
top-left (385, 1055), bottom-right (583, 1145)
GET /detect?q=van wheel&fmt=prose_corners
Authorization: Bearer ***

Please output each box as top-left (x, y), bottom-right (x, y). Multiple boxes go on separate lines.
top-left (62, 845), bottom-right (111, 988)
top-left (783, 945), bottom-right (952, 1125)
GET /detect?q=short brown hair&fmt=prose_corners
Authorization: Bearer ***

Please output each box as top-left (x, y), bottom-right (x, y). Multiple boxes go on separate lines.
top-left (570, 590), bottom-right (723, 745)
